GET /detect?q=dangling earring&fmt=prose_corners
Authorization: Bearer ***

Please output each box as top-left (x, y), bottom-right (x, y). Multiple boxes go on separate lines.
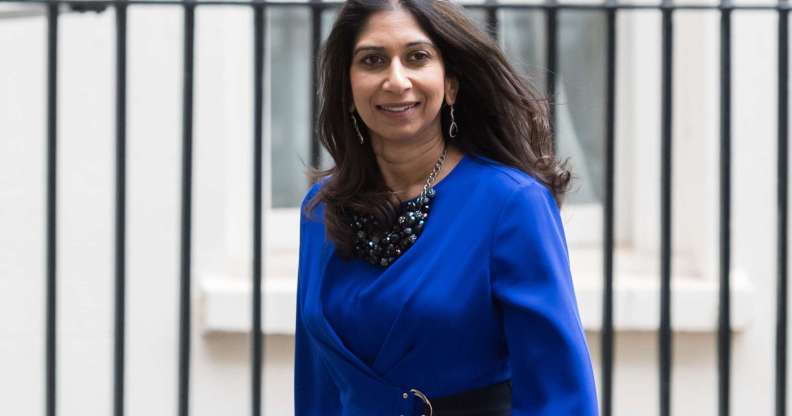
top-left (351, 110), bottom-right (365, 144)
top-left (448, 104), bottom-right (458, 139)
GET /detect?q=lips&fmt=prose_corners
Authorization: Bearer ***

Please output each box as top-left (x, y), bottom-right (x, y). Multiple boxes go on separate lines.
top-left (376, 102), bottom-right (420, 113)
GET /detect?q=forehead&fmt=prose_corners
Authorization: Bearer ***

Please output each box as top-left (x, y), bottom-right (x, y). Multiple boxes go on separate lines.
top-left (355, 8), bottom-right (432, 48)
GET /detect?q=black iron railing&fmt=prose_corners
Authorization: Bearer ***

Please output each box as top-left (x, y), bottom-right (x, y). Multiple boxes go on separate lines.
top-left (0, 1), bottom-right (788, 416)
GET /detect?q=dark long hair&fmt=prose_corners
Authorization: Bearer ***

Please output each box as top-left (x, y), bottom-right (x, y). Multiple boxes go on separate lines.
top-left (307, 0), bottom-right (572, 259)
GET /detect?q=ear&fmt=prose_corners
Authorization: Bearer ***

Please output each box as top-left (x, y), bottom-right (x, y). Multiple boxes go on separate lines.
top-left (444, 75), bottom-right (459, 106)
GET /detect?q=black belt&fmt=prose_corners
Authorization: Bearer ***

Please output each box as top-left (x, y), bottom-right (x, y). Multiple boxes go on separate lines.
top-left (412, 379), bottom-right (512, 416)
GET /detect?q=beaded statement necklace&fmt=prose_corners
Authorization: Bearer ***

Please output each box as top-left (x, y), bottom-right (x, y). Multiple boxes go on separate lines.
top-left (351, 147), bottom-right (449, 268)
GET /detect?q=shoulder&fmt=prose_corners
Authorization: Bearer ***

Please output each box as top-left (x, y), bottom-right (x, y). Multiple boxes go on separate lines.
top-left (300, 176), bottom-right (331, 223)
top-left (467, 156), bottom-right (567, 255)
top-left (301, 180), bottom-right (324, 208)
top-left (464, 154), bottom-right (555, 209)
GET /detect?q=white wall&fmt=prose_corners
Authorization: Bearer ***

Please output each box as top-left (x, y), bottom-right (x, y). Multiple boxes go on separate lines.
top-left (0, 1), bottom-right (786, 415)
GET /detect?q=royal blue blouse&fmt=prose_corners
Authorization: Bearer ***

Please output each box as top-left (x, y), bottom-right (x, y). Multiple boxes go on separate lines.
top-left (294, 153), bottom-right (599, 415)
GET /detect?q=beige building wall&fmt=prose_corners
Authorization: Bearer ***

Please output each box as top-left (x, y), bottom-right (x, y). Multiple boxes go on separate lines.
top-left (0, 1), bottom-right (784, 415)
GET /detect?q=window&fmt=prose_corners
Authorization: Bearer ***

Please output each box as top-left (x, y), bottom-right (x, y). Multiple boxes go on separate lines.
top-left (209, 3), bottom-right (753, 334)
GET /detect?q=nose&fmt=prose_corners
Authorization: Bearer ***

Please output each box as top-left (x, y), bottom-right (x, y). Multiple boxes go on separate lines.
top-left (382, 59), bottom-right (412, 94)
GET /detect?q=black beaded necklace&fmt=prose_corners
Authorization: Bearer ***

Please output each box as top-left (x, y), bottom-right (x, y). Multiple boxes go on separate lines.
top-left (350, 147), bottom-right (449, 268)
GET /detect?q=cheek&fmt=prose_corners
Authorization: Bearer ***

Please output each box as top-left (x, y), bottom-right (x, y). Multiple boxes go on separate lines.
top-left (350, 76), bottom-right (380, 121)
top-left (422, 68), bottom-right (447, 105)
top-left (423, 77), bottom-right (447, 110)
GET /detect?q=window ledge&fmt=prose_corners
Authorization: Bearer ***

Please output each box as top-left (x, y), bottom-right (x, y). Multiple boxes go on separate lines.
top-left (0, 4), bottom-right (46, 18)
top-left (199, 270), bottom-right (755, 335)
top-left (573, 269), bottom-right (754, 333)
top-left (200, 276), bottom-right (298, 336)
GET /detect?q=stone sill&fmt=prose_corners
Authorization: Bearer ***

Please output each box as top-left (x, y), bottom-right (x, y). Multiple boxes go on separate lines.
top-left (0, 4), bottom-right (47, 18)
top-left (199, 268), bottom-right (755, 336)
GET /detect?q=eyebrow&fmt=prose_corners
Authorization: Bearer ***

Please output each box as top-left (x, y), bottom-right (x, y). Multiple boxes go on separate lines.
top-left (352, 41), bottom-right (436, 57)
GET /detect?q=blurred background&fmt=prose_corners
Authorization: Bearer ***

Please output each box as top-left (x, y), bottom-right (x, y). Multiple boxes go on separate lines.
top-left (0, 0), bottom-right (786, 414)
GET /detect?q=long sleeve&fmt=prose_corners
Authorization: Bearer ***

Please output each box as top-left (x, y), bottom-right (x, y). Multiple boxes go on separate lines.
top-left (294, 197), bottom-right (342, 415)
top-left (294, 297), bottom-right (342, 415)
top-left (490, 182), bottom-right (599, 415)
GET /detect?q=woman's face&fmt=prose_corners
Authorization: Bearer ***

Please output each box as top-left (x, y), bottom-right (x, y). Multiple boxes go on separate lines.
top-left (349, 8), bottom-right (457, 146)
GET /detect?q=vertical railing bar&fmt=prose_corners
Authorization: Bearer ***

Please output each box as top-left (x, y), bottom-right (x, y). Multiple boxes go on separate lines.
top-left (113, 3), bottom-right (128, 416)
top-left (310, 0), bottom-right (321, 171)
top-left (718, 1), bottom-right (733, 415)
top-left (251, 5), bottom-right (266, 416)
top-left (777, 3), bottom-right (789, 416)
top-left (486, 0), bottom-right (498, 42)
top-left (45, 3), bottom-right (59, 416)
top-left (545, 0), bottom-right (558, 154)
top-left (659, 1), bottom-right (674, 415)
top-left (600, 3), bottom-right (617, 416)
top-left (178, 2), bottom-right (195, 416)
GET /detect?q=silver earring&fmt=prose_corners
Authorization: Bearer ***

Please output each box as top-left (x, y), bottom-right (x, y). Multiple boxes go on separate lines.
top-left (351, 111), bottom-right (365, 144)
top-left (448, 105), bottom-right (458, 139)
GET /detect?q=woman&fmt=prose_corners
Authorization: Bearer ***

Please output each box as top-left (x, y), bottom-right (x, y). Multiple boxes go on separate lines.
top-left (294, 0), bottom-right (599, 414)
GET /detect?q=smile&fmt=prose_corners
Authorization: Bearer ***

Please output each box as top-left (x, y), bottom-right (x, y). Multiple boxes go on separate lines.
top-left (376, 102), bottom-right (420, 113)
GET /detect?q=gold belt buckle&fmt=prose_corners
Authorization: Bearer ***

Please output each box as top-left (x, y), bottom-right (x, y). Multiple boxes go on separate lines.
top-left (409, 388), bottom-right (433, 416)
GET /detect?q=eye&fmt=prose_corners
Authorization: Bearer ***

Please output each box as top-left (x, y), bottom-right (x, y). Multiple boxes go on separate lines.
top-left (361, 54), bottom-right (385, 66)
top-left (410, 51), bottom-right (431, 62)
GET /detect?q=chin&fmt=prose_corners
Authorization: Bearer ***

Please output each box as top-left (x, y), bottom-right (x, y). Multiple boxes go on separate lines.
top-left (375, 129), bottom-right (424, 143)
top-left (376, 124), bottom-right (440, 144)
